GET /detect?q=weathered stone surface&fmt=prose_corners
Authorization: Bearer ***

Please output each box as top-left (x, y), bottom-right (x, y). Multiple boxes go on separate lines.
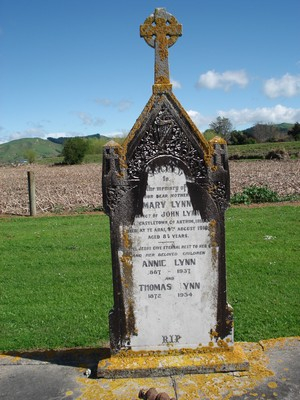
top-left (140, 8), bottom-right (182, 85)
top-left (97, 344), bottom-right (249, 378)
top-left (100, 8), bottom-right (244, 377)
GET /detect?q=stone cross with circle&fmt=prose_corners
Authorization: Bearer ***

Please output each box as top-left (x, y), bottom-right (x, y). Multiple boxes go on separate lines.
top-left (140, 8), bottom-right (182, 86)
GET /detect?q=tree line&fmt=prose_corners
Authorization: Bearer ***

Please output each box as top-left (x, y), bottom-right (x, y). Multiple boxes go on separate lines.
top-left (205, 117), bottom-right (300, 144)
top-left (61, 120), bottom-right (300, 165)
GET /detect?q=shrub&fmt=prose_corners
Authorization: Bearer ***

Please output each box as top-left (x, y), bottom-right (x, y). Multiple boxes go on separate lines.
top-left (265, 148), bottom-right (289, 160)
top-left (229, 130), bottom-right (256, 145)
top-left (231, 185), bottom-right (280, 205)
top-left (288, 122), bottom-right (300, 141)
top-left (62, 138), bottom-right (88, 165)
top-left (24, 149), bottom-right (37, 164)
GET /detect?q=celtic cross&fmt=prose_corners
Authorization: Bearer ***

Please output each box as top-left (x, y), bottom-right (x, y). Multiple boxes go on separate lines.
top-left (140, 8), bottom-right (182, 87)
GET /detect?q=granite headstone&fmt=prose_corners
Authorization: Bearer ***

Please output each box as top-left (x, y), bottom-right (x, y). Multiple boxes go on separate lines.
top-left (98, 8), bottom-right (248, 377)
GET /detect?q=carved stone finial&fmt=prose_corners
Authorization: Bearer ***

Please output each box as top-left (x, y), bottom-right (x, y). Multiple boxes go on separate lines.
top-left (140, 8), bottom-right (182, 87)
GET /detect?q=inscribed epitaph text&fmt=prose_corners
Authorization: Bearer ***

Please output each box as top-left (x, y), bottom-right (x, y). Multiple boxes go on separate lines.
top-left (102, 8), bottom-right (233, 354)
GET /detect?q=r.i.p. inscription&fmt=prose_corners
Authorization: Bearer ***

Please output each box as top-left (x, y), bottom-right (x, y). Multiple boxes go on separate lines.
top-left (101, 8), bottom-right (233, 357)
top-left (122, 165), bottom-right (218, 350)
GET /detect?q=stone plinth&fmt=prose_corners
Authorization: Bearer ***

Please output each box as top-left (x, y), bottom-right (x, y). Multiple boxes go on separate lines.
top-left (97, 345), bottom-right (249, 378)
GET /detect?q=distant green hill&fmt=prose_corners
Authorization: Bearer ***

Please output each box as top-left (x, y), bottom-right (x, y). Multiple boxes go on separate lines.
top-left (47, 133), bottom-right (110, 145)
top-left (0, 134), bottom-right (113, 164)
top-left (0, 138), bottom-right (63, 164)
top-left (243, 123), bottom-right (294, 140)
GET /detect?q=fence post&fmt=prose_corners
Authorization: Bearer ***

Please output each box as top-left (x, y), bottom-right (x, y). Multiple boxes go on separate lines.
top-left (27, 171), bottom-right (36, 216)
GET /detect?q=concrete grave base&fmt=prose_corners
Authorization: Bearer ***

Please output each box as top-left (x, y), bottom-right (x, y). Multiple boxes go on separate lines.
top-left (97, 344), bottom-right (249, 378)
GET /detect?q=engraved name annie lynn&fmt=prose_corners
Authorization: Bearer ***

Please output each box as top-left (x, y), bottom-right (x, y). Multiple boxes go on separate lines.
top-left (120, 164), bottom-right (218, 351)
top-left (101, 8), bottom-right (232, 356)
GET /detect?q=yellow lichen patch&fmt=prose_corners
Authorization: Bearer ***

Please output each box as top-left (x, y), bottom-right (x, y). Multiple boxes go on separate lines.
top-left (267, 381), bottom-right (278, 389)
top-left (103, 140), bottom-right (122, 148)
top-left (120, 255), bottom-right (132, 270)
top-left (217, 339), bottom-right (229, 349)
top-left (76, 376), bottom-right (174, 400)
top-left (122, 95), bottom-right (155, 154)
top-left (7, 355), bottom-right (21, 363)
top-left (112, 343), bottom-right (233, 360)
top-left (65, 390), bottom-right (73, 396)
top-left (210, 329), bottom-right (219, 340)
top-left (0, 354), bottom-right (20, 363)
top-left (168, 91), bottom-right (213, 165)
top-left (259, 336), bottom-right (299, 351)
top-left (210, 136), bottom-right (227, 145)
top-left (97, 344), bottom-right (248, 379)
top-left (77, 338), bottom-right (297, 400)
top-left (156, 75), bottom-right (169, 84)
top-left (174, 342), bottom-right (274, 399)
top-left (122, 228), bottom-right (131, 250)
top-left (152, 83), bottom-right (172, 94)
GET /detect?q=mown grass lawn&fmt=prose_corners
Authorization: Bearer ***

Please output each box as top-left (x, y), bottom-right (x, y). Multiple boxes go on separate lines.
top-left (0, 214), bottom-right (112, 351)
top-left (0, 206), bottom-right (299, 351)
top-left (226, 205), bottom-right (299, 342)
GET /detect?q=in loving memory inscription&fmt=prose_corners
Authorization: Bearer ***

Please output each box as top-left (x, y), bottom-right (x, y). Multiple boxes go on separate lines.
top-left (124, 165), bottom-right (217, 350)
top-left (101, 8), bottom-right (234, 357)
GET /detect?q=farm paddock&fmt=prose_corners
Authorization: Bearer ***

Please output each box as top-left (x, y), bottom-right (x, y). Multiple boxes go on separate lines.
top-left (0, 160), bottom-right (299, 216)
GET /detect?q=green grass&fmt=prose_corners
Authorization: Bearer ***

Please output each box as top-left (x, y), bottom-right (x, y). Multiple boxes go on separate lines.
top-left (36, 154), bottom-right (102, 165)
top-left (0, 215), bottom-right (112, 351)
top-left (228, 141), bottom-right (300, 159)
top-left (83, 153), bottom-right (102, 163)
top-left (226, 205), bottom-right (299, 341)
top-left (0, 206), bottom-right (299, 351)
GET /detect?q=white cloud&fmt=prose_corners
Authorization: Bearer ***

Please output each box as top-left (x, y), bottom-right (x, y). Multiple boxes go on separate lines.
top-left (263, 74), bottom-right (300, 98)
top-left (187, 110), bottom-right (212, 128)
top-left (76, 112), bottom-right (105, 127)
top-left (8, 128), bottom-right (48, 141)
top-left (102, 130), bottom-right (127, 138)
top-left (4, 130), bottom-right (84, 143)
top-left (197, 70), bottom-right (249, 91)
top-left (47, 132), bottom-right (81, 139)
top-left (171, 78), bottom-right (181, 89)
top-left (218, 104), bottom-right (300, 127)
top-left (188, 105), bottom-right (300, 130)
top-left (95, 98), bottom-right (113, 107)
top-left (95, 98), bottom-right (133, 112)
top-left (117, 100), bottom-right (133, 112)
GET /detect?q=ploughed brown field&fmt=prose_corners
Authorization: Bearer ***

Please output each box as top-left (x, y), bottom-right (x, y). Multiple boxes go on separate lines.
top-left (0, 160), bottom-right (299, 215)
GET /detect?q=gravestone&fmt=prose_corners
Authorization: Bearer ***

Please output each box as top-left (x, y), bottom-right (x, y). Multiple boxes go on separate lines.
top-left (98, 8), bottom-right (248, 377)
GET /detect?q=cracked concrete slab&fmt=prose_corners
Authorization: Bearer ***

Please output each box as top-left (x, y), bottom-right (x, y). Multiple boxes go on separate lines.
top-left (0, 337), bottom-right (298, 399)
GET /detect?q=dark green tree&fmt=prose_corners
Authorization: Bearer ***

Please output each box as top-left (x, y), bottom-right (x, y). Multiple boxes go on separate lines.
top-left (229, 130), bottom-right (256, 145)
top-left (203, 128), bottom-right (216, 141)
top-left (62, 137), bottom-right (88, 165)
top-left (288, 122), bottom-right (300, 141)
top-left (251, 123), bottom-right (282, 143)
top-left (209, 116), bottom-right (233, 141)
top-left (24, 149), bottom-right (37, 164)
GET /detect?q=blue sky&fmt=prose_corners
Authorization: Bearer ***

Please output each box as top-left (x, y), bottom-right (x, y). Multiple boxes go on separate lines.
top-left (1, 0), bottom-right (300, 143)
